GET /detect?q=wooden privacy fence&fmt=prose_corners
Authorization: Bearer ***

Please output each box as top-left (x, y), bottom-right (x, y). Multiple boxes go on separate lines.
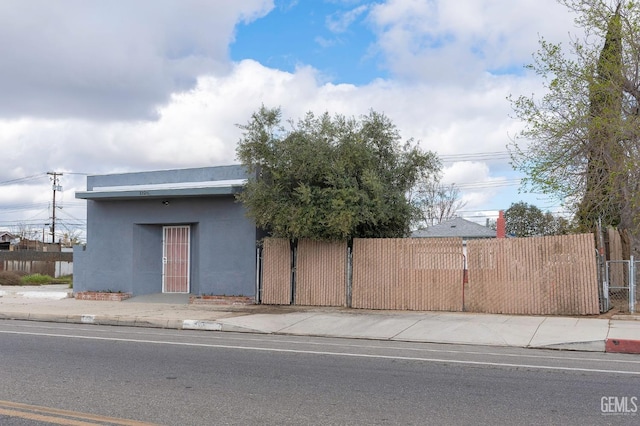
top-left (351, 238), bottom-right (464, 311)
top-left (0, 251), bottom-right (73, 277)
top-left (465, 234), bottom-right (599, 315)
top-left (295, 240), bottom-right (347, 306)
top-left (260, 239), bottom-right (347, 306)
top-left (260, 233), bottom-right (600, 315)
top-left (260, 238), bottom-right (291, 304)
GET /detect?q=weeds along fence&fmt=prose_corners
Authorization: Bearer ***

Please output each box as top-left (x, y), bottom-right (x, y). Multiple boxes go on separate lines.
top-left (259, 233), bottom-right (600, 316)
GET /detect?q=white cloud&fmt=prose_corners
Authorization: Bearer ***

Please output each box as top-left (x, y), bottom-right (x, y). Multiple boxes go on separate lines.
top-left (367, 0), bottom-right (577, 83)
top-left (327, 5), bottom-right (369, 33)
top-left (1, 59), bottom-right (537, 217)
top-left (0, 0), bottom-right (273, 120)
top-left (441, 161), bottom-right (507, 209)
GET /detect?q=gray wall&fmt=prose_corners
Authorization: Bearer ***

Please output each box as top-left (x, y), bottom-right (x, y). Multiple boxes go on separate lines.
top-left (74, 166), bottom-right (257, 296)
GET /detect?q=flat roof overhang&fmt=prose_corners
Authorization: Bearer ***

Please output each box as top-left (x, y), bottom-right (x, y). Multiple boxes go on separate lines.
top-left (75, 179), bottom-right (246, 201)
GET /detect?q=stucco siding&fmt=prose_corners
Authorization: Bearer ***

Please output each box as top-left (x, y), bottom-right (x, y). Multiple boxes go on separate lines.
top-left (74, 166), bottom-right (257, 297)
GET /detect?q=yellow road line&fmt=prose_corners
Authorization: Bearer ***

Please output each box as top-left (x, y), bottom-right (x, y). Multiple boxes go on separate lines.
top-left (0, 407), bottom-right (94, 426)
top-left (0, 400), bottom-right (159, 426)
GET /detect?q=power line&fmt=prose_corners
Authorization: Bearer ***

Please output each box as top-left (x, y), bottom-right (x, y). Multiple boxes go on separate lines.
top-left (57, 208), bottom-right (86, 226)
top-left (439, 151), bottom-right (512, 163)
top-left (0, 218), bottom-right (51, 227)
top-left (0, 202), bottom-right (50, 212)
top-left (454, 179), bottom-right (522, 190)
top-left (0, 173), bottom-right (47, 186)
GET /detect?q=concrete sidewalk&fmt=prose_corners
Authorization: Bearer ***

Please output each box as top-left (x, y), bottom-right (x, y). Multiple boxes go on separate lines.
top-left (1, 285), bottom-right (640, 354)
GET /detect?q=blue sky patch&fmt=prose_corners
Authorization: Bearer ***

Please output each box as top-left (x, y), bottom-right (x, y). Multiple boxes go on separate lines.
top-left (230, 1), bottom-right (386, 85)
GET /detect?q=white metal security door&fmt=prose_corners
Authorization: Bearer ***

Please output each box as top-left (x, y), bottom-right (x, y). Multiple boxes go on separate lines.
top-left (162, 226), bottom-right (190, 293)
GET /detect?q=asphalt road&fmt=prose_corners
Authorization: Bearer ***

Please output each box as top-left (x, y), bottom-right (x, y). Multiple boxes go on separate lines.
top-left (1, 320), bottom-right (639, 425)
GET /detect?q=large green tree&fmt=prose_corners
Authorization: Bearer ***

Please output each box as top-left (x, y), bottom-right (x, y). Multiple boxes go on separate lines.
top-left (579, 1), bottom-right (624, 228)
top-left (503, 202), bottom-right (573, 237)
top-left (509, 0), bottom-right (640, 256)
top-left (236, 106), bottom-right (440, 241)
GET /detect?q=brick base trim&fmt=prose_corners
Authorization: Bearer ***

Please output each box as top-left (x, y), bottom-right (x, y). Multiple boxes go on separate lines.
top-left (189, 295), bottom-right (255, 306)
top-left (74, 291), bottom-right (132, 301)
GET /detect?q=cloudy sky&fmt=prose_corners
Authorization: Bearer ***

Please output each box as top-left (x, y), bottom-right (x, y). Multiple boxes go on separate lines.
top-left (0, 0), bottom-right (579, 241)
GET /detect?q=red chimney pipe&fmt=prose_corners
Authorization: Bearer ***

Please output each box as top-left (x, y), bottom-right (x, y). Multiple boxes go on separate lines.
top-left (497, 210), bottom-right (506, 239)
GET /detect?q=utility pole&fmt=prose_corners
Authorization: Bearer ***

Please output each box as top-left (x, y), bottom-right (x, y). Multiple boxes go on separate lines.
top-left (47, 172), bottom-right (63, 243)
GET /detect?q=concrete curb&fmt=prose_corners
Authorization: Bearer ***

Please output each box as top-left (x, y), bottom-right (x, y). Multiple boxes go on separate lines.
top-left (182, 320), bottom-right (223, 331)
top-left (529, 340), bottom-right (606, 352)
top-left (605, 338), bottom-right (640, 354)
top-left (611, 314), bottom-right (640, 321)
top-left (181, 319), bottom-right (269, 334)
top-left (73, 314), bottom-right (187, 330)
top-left (3, 308), bottom-right (640, 354)
top-left (0, 312), bottom-right (270, 335)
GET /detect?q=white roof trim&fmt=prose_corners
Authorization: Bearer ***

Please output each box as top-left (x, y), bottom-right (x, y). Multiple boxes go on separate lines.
top-left (91, 179), bottom-right (247, 192)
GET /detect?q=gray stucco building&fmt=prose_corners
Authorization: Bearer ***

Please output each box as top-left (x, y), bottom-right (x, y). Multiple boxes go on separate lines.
top-left (73, 165), bottom-right (258, 297)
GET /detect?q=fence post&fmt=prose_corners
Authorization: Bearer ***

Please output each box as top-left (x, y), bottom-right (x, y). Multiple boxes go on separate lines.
top-left (290, 242), bottom-right (297, 305)
top-left (603, 258), bottom-right (610, 312)
top-left (346, 246), bottom-right (353, 308)
top-left (255, 247), bottom-right (262, 304)
top-left (461, 253), bottom-right (467, 312)
top-left (597, 223), bottom-right (607, 313)
top-left (630, 256), bottom-right (635, 314)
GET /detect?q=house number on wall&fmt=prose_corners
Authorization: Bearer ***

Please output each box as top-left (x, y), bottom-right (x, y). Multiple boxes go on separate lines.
top-left (139, 191), bottom-right (149, 195)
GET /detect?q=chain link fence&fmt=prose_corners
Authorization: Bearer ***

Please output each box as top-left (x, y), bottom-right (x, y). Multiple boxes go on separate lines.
top-left (604, 259), bottom-right (638, 313)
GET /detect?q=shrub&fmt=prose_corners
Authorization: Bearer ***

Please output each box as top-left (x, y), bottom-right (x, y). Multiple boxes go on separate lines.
top-left (0, 271), bottom-right (22, 286)
top-left (56, 274), bottom-right (73, 285)
top-left (21, 274), bottom-right (54, 285)
top-left (20, 273), bottom-right (73, 286)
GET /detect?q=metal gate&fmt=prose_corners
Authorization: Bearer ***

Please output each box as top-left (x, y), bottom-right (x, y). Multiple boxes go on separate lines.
top-left (604, 257), bottom-right (639, 313)
top-left (162, 225), bottom-right (190, 293)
